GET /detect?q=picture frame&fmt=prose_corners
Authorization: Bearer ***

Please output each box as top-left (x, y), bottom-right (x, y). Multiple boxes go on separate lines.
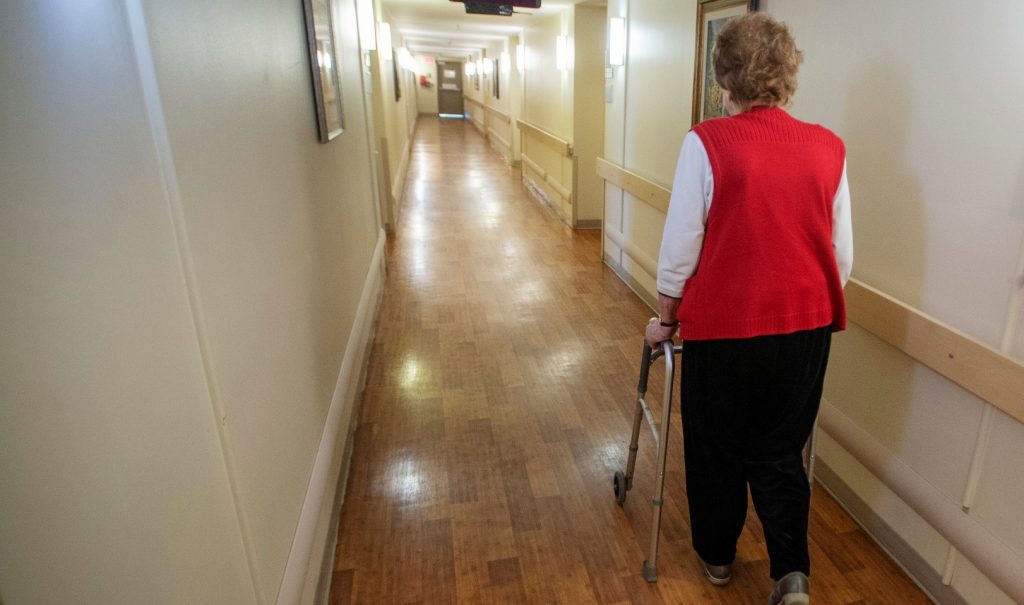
top-left (392, 49), bottom-right (401, 102)
top-left (691, 0), bottom-right (758, 126)
top-left (303, 0), bottom-right (345, 142)
top-left (492, 59), bottom-right (500, 99)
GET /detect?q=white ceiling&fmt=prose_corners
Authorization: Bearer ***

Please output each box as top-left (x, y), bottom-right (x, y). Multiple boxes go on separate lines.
top-left (381, 0), bottom-right (605, 58)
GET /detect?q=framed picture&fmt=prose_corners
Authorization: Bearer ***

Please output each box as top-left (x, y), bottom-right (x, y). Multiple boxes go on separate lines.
top-left (303, 0), bottom-right (345, 142)
top-left (691, 0), bottom-right (758, 126)
top-left (492, 59), bottom-right (500, 99)
top-left (392, 49), bottom-right (401, 102)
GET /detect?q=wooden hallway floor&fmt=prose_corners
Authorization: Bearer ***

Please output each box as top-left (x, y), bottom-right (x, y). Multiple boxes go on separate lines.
top-left (329, 118), bottom-right (931, 605)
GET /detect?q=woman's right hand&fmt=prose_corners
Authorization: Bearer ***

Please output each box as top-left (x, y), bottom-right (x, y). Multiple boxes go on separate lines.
top-left (644, 317), bottom-right (677, 349)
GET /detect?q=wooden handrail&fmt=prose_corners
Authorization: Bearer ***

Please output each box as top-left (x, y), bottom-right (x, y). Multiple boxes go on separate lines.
top-left (845, 281), bottom-right (1024, 423)
top-left (516, 119), bottom-right (572, 157)
top-left (595, 156), bottom-right (1024, 424)
top-left (596, 158), bottom-right (671, 214)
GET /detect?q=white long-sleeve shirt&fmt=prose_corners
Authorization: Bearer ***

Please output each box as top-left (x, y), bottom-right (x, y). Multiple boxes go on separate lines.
top-left (656, 131), bottom-right (853, 298)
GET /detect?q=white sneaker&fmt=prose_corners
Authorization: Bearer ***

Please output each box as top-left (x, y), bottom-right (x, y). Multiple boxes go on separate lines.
top-left (699, 557), bottom-right (732, 586)
top-left (768, 571), bottom-right (809, 605)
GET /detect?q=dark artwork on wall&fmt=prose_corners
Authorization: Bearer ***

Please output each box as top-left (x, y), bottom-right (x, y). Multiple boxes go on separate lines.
top-left (302, 0), bottom-right (345, 141)
top-left (493, 59), bottom-right (500, 99)
top-left (691, 0), bottom-right (758, 126)
top-left (393, 49), bottom-right (401, 102)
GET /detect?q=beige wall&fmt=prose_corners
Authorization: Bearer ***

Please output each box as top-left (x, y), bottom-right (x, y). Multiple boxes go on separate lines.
top-left (0, 0), bottom-right (383, 603)
top-left (485, 41), bottom-right (510, 117)
top-left (413, 53), bottom-right (440, 115)
top-left (373, 3), bottom-right (419, 231)
top-left (481, 40), bottom-right (516, 163)
top-left (523, 10), bottom-right (572, 138)
top-left (520, 8), bottom-right (599, 226)
top-left (462, 52), bottom-right (487, 134)
top-left (602, 0), bottom-right (1024, 602)
top-left (571, 4), bottom-right (606, 225)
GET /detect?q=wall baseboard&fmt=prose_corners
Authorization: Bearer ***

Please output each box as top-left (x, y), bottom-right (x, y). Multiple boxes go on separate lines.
top-left (574, 219), bottom-right (601, 230)
top-left (815, 461), bottom-right (968, 605)
top-left (275, 229), bottom-right (387, 605)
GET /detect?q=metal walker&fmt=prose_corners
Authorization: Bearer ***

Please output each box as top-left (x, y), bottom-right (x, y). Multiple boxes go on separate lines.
top-left (612, 339), bottom-right (818, 583)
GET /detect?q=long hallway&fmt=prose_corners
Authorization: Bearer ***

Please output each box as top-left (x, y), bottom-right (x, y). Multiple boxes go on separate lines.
top-left (329, 118), bottom-right (931, 605)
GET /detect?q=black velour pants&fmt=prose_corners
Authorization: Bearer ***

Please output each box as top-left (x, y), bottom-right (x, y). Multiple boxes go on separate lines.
top-left (680, 326), bottom-right (831, 580)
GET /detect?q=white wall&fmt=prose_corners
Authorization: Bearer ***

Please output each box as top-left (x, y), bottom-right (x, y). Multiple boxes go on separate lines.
top-left (601, 0), bottom-right (1024, 602)
top-left (0, 0), bottom-right (383, 603)
top-left (763, 1), bottom-right (1024, 602)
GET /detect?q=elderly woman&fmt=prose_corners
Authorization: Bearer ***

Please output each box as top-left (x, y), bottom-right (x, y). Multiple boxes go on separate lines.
top-left (644, 12), bottom-right (852, 605)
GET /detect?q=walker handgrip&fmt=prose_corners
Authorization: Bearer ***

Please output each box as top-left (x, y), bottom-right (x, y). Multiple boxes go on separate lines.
top-left (637, 343), bottom-right (653, 393)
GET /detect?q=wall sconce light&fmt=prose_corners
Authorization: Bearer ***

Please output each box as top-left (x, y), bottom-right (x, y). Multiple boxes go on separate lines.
top-left (609, 17), bottom-right (626, 66)
top-left (398, 47), bottom-right (418, 73)
top-left (379, 22), bottom-right (392, 56)
top-left (356, 0), bottom-right (376, 50)
top-left (466, 61), bottom-right (477, 76)
top-left (500, 51), bottom-right (510, 74)
top-left (477, 58), bottom-right (484, 75)
top-left (556, 35), bottom-right (567, 70)
top-left (483, 57), bottom-right (493, 76)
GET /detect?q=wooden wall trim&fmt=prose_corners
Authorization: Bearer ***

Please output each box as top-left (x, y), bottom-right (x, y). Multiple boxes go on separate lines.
top-left (484, 105), bottom-right (511, 124)
top-left (545, 173), bottom-right (571, 201)
top-left (488, 128), bottom-right (511, 151)
top-left (605, 227), bottom-right (656, 277)
top-left (522, 153), bottom-right (571, 202)
top-left (521, 153), bottom-right (547, 181)
top-left (596, 157), bottom-right (671, 214)
top-left (596, 157), bottom-right (1024, 425)
top-left (516, 119), bottom-right (572, 157)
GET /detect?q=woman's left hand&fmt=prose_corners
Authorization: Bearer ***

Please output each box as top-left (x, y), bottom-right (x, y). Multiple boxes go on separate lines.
top-left (645, 317), bottom-right (677, 349)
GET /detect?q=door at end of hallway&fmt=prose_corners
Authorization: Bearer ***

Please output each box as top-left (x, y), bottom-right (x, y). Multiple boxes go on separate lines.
top-left (436, 61), bottom-right (464, 118)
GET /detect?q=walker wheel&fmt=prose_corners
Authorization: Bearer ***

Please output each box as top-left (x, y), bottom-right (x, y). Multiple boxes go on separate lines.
top-left (613, 471), bottom-right (628, 506)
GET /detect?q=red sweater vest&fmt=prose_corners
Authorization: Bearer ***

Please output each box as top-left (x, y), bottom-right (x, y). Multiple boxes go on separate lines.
top-left (677, 107), bottom-right (847, 340)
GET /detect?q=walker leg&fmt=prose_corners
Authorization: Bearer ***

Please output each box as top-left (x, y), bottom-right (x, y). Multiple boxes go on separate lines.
top-left (614, 344), bottom-right (654, 506)
top-left (642, 559), bottom-right (658, 583)
top-left (643, 341), bottom-right (676, 582)
top-left (622, 394), bottom-right (645, 490)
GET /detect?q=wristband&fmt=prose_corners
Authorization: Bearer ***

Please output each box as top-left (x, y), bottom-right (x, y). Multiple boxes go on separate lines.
top-left (659, 320), bottom-right (678, 327)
